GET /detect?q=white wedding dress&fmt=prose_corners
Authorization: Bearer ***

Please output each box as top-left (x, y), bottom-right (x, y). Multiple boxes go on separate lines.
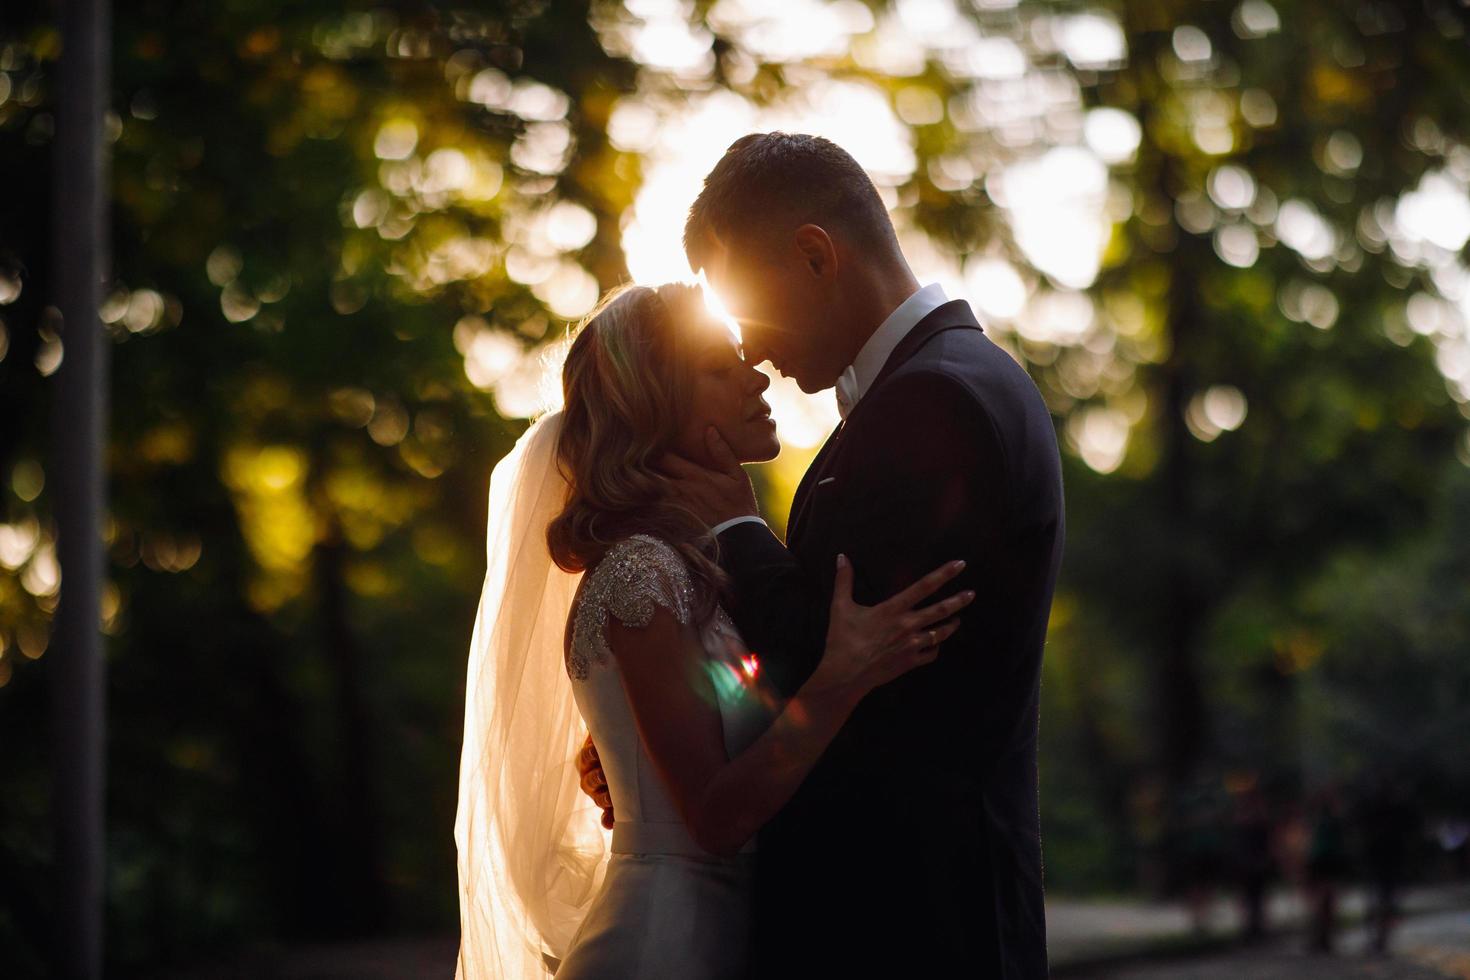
top-left (454, 414), bottom-right (779, 980)
top-left (553, 533), bottom-right (776, 980)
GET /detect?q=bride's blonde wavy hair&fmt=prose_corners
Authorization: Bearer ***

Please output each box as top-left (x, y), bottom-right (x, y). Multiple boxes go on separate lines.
top-left (547, 281), bottom-right (730, 627)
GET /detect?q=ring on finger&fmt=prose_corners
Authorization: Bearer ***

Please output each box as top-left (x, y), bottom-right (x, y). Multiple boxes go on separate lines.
top-left (927, 628), bottom-right (938, 647)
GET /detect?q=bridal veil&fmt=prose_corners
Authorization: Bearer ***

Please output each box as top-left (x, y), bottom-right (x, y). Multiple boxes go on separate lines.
top-left (454, 410), bottom-right (610, 979)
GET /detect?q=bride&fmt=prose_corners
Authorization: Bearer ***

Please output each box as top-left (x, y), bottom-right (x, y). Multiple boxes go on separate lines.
top-left (454, 281), bottom-right (973, 978)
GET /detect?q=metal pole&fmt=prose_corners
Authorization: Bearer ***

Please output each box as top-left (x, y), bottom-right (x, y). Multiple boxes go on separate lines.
top-left (50, 0), bottom-right (110, 974)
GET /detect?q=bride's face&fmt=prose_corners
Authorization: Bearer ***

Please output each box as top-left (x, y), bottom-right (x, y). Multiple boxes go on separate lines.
top-left (675, 319), bottom-right (780, 466)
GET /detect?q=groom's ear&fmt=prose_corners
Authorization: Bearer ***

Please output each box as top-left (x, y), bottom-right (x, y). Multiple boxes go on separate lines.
top-left (792, 224), bottom-right (838, 280)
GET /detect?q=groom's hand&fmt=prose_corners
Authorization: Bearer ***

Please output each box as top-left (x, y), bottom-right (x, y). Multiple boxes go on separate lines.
top-left (577, 733), bottom-right (615, 829)
top-left (658, 427), bottom-right (759, 528)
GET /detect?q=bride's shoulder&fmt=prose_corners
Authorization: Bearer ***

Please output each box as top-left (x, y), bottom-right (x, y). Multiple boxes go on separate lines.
top-left (602, 531), bottom-right (681, 563)
top-left (569, 534), bottom-right (695, 678)
top-left (588, 534), bottom-right (693, 604)
top-left (585, 533), bottom-right (687, 585)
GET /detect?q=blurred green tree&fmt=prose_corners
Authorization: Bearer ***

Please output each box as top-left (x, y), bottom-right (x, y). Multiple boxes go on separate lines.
top-left (2, 0), bottom-right (638, 970)
top-left (1057, 0), bottom-right (1470, 869)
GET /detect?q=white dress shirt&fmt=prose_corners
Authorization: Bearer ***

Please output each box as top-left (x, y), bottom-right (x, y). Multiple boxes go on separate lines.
top-left (712, 282), bottom-right (949, 538)
top-left (833, 281), bottom-right (948, 420)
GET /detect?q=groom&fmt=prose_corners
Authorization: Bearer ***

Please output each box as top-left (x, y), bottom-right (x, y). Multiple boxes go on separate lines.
top-left (586, 133), bottom-right (1063, 977)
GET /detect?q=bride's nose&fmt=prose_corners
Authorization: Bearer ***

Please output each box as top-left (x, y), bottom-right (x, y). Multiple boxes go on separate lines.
top-left (746, 366), bottom-right (771, 394)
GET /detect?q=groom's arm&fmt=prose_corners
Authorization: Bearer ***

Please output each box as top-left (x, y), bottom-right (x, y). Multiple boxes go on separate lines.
top-left (714, 518), bottom-right (828, 698)
top-left (659, 430), bottom-right (833, 698)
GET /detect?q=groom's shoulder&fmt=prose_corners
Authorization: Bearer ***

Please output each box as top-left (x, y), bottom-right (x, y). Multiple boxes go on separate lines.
top-left (874, 322), bottom-right (1056, 479)
top-left (891, 323), bottom-right (1046, 419)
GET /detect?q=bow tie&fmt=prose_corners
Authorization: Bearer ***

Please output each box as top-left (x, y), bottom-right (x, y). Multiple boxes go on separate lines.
top-left (834, 364), bottom-right (860, 420)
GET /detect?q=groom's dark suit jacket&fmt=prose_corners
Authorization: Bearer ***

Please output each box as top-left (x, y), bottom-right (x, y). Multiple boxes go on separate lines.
top-left (718, 299), bottom-right (1063, 978)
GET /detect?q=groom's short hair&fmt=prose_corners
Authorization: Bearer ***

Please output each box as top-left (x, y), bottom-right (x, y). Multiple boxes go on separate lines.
top-left (683, 132), bottom-right (899, 271)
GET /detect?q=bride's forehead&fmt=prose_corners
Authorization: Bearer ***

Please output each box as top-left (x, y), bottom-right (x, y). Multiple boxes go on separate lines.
top-left (686, 315), bottom-right (740, 354)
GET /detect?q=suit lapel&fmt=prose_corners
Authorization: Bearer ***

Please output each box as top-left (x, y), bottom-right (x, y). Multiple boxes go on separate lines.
top-left (786, 420), bottom-right (843, 543)
top-left (862, 300), bottom-right (983, 402)
top-left (785, 300), bottom-right (985, 549)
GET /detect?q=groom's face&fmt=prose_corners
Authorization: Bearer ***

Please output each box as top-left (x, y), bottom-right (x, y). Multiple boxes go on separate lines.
top-left (700, 230), bottom-right (842, 394)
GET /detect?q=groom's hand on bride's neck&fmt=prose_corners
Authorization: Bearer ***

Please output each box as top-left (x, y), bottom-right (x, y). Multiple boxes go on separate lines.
top-left (657, 427), bottom-right (760, 528)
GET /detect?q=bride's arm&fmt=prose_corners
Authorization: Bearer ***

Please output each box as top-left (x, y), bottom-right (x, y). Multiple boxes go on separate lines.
top-left (608, 555), bottom-right (973, 857)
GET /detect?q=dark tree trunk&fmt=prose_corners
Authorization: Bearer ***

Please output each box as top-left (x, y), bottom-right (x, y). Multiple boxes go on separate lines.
top-left (314, 518), bottom-right (388, 933)
top-left (1121, 6), bottom-right (1212, 811)
top-left (1159, 232), bottom-right (1210, 789)
top-left (49, 0), bottom-right (111, 975)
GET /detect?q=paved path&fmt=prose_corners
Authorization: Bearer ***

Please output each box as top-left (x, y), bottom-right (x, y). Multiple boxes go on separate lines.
top-left (167, 885), bottom-right (1470, 978)
top-left (1062, 906), bottom-right (1470, 979)
top-left (1064, 945), bottom-right (1453, 979)
top-left (1351, 907), bottom-right (1470, 979)
top-left (1049, 883), bottom-right (1470, 967)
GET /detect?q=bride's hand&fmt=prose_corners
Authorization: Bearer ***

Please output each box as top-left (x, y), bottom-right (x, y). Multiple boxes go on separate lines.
top-left (806, 554), bottom-right (973, 703)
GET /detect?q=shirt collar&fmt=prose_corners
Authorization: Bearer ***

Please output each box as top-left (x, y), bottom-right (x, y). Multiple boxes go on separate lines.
top-left (835, 282), bottom-right (948, 419)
